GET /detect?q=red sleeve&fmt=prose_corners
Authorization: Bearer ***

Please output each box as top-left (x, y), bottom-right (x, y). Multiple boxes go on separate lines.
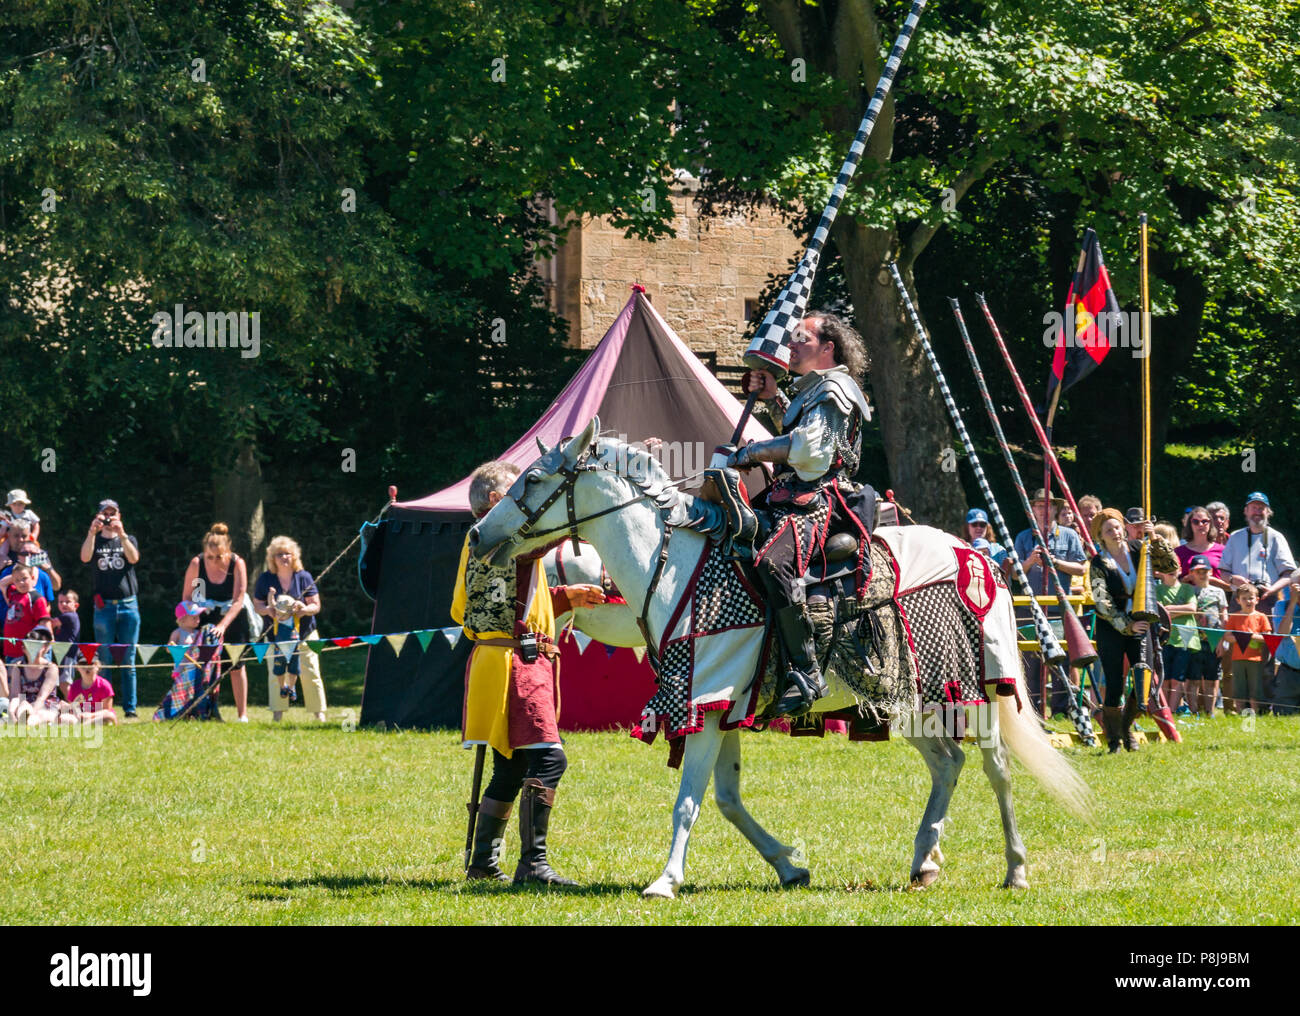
top-left (550, 586), bottom-right (572, 616)
top-left (33, 596), bottom-right (51, 620)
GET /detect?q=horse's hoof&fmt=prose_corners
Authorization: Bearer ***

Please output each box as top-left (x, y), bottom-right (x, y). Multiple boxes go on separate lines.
top-left (1001, 870), bottom-right (1029, 890)
top-left (642, 878), bottom-right (676, 900)
top-left (781, 868), bottom-right (811, 889)
top-left (909, 868), bottom-right (940, 889)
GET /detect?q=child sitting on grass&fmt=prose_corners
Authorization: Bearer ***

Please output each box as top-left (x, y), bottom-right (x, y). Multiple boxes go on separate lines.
top-left (7, 619), bottom-right (60, 726)
top-left (65, 657), bottom-right (117, 726)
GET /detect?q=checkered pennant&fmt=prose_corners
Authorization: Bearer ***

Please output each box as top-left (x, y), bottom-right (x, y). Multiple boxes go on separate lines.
top-left (743, 0), bottom-right (928, 377)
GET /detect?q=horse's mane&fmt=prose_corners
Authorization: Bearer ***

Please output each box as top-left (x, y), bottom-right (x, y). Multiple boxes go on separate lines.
top-left (591, 434), bottom-right (686, 522)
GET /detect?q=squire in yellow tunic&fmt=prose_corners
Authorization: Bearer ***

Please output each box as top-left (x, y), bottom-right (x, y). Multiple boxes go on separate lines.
top-left (451, 535), bottom-right (559, 759)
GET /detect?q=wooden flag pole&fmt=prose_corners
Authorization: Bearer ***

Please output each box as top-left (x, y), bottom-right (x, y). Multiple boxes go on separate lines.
top-left (1140, 212), bottom-right (1152, 516)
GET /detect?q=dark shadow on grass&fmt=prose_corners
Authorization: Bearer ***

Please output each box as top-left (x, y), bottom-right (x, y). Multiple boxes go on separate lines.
top-left (247, 874), bottom-right (646, 898)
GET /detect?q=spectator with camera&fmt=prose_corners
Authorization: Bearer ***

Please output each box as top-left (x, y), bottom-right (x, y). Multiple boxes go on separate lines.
top-left (78, 499), bottom-right (142, 719)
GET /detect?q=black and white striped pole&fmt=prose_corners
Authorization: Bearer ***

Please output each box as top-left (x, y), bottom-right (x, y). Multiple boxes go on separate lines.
top-left (887, 262), bottom-right (1093, 743)
top-left (729, 0), bottom-right (929, 446)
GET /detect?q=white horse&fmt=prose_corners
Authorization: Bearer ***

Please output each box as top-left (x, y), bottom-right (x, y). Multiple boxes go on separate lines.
top-left (472, 418), bottom-right (1091, 898)
top-left (542, 542), bottom-right (643, 648)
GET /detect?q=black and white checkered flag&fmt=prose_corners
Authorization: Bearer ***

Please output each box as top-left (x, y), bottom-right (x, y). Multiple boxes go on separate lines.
top-left (745, 0), bottom-right (928, 374)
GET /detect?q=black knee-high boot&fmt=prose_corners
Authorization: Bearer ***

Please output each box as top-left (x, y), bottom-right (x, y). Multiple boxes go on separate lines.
top-left (466, 797), bottom-right (512, 881)
top-left (513, 779), bottom-right (578, 887)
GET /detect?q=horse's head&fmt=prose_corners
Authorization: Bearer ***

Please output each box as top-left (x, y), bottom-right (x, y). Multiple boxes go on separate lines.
top-left (469, 417), bottom-right (600, 567)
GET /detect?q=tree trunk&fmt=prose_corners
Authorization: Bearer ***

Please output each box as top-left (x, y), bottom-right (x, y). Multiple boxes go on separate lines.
top-left (214, 438), bottom-right (266, 565)
top-left (837, 220), bottom-right (967, 526)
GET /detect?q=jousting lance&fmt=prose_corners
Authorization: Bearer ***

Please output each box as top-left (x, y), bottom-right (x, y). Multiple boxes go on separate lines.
top-left (728, 0), bottom-right (930, 447)
top-left (889, 264), bottom-right (1097, 747)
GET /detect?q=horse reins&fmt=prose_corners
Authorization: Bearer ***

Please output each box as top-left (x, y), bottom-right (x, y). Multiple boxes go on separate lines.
top-left (504, 446), bottom-right (674, 669)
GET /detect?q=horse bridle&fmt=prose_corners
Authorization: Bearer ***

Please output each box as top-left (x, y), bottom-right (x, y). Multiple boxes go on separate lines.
top-left (506, 444), bottom-right (672, 669)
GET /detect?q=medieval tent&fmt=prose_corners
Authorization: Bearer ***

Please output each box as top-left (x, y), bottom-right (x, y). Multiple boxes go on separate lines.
top-left (358, 287), bottom-right (772, 730)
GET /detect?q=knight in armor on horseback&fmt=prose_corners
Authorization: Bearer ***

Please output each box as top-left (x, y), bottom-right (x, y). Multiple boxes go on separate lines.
top-left (705, 313), bottom-right (874, 718)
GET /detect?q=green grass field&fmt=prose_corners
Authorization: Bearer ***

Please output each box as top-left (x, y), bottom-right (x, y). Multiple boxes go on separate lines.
top-left (4, 649), bottom-right (1298, 924)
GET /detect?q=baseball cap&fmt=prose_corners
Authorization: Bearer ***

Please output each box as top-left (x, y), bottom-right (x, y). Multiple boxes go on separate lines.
top-left (6, 489), bottom-right (29, 506)
top-left (1189, 554), bottom-right (1212, 570)
top-left (1124, 507), bottom-right (1145, 524)
top-left (175, 600), bottom-right (205, 619)
top-left (965, 508), bottom-right (989, 525)
top-left (971, 538), bottom-right (992, 552)
top-left (97, 499), bottom-right (120, 513)
top-left (1245, 491), bottom-right (1270, 507)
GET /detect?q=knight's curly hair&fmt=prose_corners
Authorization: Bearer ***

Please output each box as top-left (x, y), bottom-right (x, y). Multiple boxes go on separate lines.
top-left (806, 312), bottom-right (870, 384)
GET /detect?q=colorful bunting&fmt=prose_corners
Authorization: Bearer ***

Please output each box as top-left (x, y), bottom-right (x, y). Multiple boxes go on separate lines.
top-left (441, 627), bottom-right (461, 648)
top-left (167, 644), bottom-right (188, 667)
top-left (1203, 629), bottom-right (1226, 651)
top-left (332, 636), bottom-right (358, 648)
top-left (1232, 631), bottom-right (1254, 653)
top-left (415, 630), bottom-right (435, 652)
top-left (79, 643), bottom-right (101, 664)
top-left (53, 642), bottom-right (73, 665)
top-left (251, 642), bottom-right (270, 664)
top-left (225, 643), bottom-right (246, 665)
top-left (359, 634), bottom-right (381, 646)
top-left (306, 639), bottom-right (325, 654)
top-left (22, 639), bottom-right (41, 663)
top-left (570, 631), bottom-right (592, 655)
top-left (631, 646), bottom-right (647, 664)
top-left (1262, 634), bottom-right (1283, 655)
top-left (137, 643), bottom-right (159, 665)
top-left (385, 634), bottom-right (408, 656)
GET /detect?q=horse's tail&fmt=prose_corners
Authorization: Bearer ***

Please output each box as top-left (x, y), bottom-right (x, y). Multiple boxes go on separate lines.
top-left (984, 587), bottom-right (1093, 823)
top-left (998, 663), bottom-right (1094, 823)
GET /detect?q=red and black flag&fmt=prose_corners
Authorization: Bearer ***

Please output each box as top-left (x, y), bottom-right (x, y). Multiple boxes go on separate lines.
top-left (1047, 228), bottom-right (1121, 401)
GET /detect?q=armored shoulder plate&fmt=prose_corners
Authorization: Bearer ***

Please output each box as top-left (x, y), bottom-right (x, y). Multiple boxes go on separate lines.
top-left (783, 367), bottom-right (871, 430)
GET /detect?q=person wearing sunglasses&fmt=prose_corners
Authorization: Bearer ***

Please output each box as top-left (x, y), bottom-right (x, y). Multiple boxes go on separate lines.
top-left (1174, 506), bottom-right (1229, 590)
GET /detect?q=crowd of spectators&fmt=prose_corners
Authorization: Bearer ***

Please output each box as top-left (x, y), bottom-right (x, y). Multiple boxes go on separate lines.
top-left (0, 489), bottom-right (329, 727)
top-left (963, 490), bottom-right (1299, 720)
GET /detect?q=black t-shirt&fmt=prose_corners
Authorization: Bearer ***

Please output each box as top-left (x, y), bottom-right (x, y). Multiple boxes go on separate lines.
top-left (91, 534), bottom-right (139, 600)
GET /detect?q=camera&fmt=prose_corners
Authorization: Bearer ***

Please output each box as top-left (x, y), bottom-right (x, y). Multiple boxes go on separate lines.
top-left (518, 631), bottom-right (540, 664)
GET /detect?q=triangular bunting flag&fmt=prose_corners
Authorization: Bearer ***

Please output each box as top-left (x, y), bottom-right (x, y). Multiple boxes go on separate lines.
top-left (80, 643), bottom-right (101, 664)
top-left (604, 643), bottom-right (617, 658)
top-left (276, 641), bottom-right (297, 659)
top-left (385, 633), bottom-right (408, 656)
top-left (306, 639), bottom-right (325, 654)
top-left (167, 644), bottom-right (188, 667)
top-left (23, 639), bottom-right (41, 663)
top-left (570, 631), bottom-right (592, 655)
top-left (109, 644), bottom-right (128, 664)
top-left (1203, 628), bottom-right (1225, 651)
top-left (415, 630), bottom-right (435, 651)
top-left (197, 643), bottom-right (218, 665)
top-left (359, 634), bottom-right (382, 646)
top-left (441, 627), bottom-right (461, 649)
top-left (1232, 631), bottom-right (1253, 653)
top-left (251, 642), bottom-right (270, 664)
top-left (631, 646), bottom-right (647, 664)
top-left (138, 644), bottom-right (159, 665)
top-left (332, 636), bottom-right (357, 648)
top-left (1263, 633), bottom-right (1283, 655)
top-left (53, 642), bottom-right (72, 665)
top-left (225, 643), bottom-right (246, 665)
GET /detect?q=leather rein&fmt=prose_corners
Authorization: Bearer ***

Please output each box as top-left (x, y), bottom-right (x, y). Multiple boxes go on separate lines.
top-left (508, 450), bottom-right (671, 669)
